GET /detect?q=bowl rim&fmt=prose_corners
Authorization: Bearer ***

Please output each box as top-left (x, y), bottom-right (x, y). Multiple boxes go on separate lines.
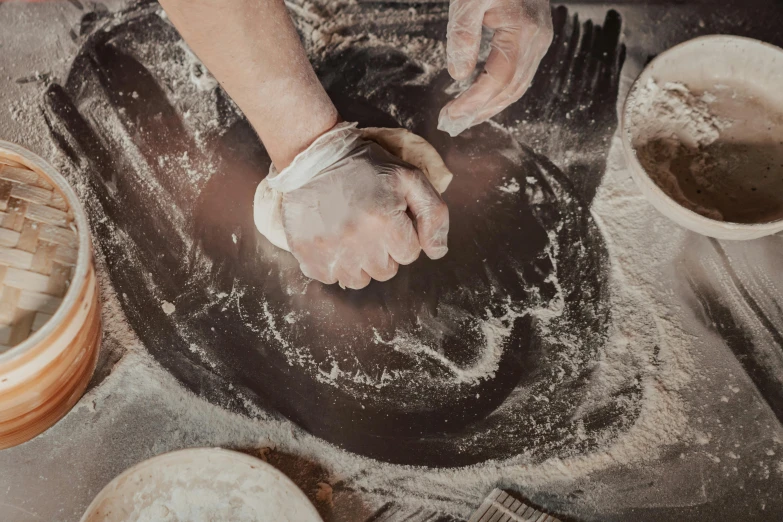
top-left (0, 140), bottom-right (92, 365)
top-left (620, 34), bottom-right (783, 236)
top-left (79, 447), bottom-right (324, 522)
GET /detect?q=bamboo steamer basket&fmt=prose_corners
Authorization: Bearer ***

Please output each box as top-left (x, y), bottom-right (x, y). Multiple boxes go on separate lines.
top-left (0, 140), bottom-right (100, 450)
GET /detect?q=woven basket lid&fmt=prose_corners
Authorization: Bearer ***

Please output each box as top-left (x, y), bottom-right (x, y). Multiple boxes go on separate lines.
top-left (0, 156), bottom-right (78, 352)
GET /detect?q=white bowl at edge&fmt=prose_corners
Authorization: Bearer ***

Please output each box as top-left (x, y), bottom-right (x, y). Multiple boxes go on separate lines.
top-left (80, 448), bottom-right (324, 522)
top-left (620, 35), bottom-right (783, 241)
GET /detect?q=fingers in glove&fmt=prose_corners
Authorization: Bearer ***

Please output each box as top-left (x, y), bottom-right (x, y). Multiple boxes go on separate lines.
top-left (439, 27), bottom-right (530, 136)
top-left (472, 38), bottom-right (544, 123)
top-left (386, 211), bottom-right (422, 265)
top-left (363, 252), bottom-right (399, 282)
top-left (446, 0), bottom-right (488, 80)
top-left (335, 266), bottom-right (372, 290)
top-left (299, 258), bottom-right (338, 285)
top-left (399, 168), bottom-right (449, 260)
top-left (439, 17), bottom-right (553, 136)
top-left (290, 234), bottom-right (341, 284)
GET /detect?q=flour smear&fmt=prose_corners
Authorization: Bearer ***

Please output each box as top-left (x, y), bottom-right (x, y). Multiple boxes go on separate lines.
top-left (60, 10), bottom-right (700, 521)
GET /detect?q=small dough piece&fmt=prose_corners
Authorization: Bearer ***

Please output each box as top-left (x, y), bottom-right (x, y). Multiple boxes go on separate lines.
top-left (254, 128), bottom-right (454, 252)
top-left (360, 127), bottom-right (453, 193)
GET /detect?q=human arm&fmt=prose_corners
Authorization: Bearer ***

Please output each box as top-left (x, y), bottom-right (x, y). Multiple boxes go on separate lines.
top-left (158, 0), bottom-right (450, 288)
top-left (158, 0), bottom-right (338, 169)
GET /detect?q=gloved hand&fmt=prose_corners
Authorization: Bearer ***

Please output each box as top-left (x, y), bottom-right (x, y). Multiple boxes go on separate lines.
top-left (438, 0), bottom-right (553, 137)
top-left (268, 123), bottom-right (450, 289)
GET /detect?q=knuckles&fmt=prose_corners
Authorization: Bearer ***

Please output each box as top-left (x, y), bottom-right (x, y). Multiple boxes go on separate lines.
top-left (340, 273), bottom-right (372, 290)
top-left (285, 144), bottom-right (450, 288)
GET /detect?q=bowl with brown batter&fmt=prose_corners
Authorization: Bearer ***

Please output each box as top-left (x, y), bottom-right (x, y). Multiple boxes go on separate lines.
top-left (622, 35), bottom-right (783, 240)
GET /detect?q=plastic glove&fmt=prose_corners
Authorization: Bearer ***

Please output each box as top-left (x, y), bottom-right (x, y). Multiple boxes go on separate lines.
top-left (438, 0), bottom-right (553, 136)
top-left (268, 123), bottom-right (449, 289)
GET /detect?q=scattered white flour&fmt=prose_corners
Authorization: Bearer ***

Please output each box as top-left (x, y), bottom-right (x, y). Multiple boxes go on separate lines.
top-left (2, 3), bottom-right (783, 522)
top-left (372, 299), bottom-right (524, 385)
top-left (288, 0), bottom-right (447, 87)
top-left (628, 79), bottom-right (729, 149)
top-left (176, 40), bottom-right (220, 94)
top-left (498, 177), bottom-right (521, 194)
top-left (188, 343), bottom-right (216, 369)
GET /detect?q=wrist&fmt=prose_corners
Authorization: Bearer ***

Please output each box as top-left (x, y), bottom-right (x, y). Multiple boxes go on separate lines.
top-left (266, 122), bottom-right (362, 193)
top-left (274, 108), bottom-right (341, 170)
top-left (247, 87), bottom-right (340, 171)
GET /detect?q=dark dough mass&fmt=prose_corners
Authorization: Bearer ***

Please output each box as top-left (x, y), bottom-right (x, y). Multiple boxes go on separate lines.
top-left (42, 1), bottom-right (629, 466)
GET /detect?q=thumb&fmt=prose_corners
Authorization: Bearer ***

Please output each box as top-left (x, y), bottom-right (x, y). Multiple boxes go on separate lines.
top-left (399, 168), bottom-right (450, 259)
top-left (447, 0), bottom-right (487, 80)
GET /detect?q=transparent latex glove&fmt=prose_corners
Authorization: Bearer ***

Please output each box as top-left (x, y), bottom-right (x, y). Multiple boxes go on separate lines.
top-left (269, 123), bottom-right (449, 289)
top-left (438, 0), bottom-right (553, 136)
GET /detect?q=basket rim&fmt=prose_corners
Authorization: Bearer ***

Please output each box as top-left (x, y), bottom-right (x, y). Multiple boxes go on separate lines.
top-left (0, 140), bottom-right (92, 365)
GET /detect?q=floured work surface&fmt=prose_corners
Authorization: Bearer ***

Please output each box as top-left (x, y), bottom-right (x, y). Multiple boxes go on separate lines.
top-left (42, 2), bottom-right (623, 466)
top-left (3, 0), bottom-right (783, 521)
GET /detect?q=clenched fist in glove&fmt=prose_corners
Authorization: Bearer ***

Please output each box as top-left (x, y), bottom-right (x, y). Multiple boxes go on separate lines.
top-left (438, 0), bottom-right (553, 136)
top-left (161, 0), bottom-right (452, 289)
top-left (266, 123), bottom-right (450, 289)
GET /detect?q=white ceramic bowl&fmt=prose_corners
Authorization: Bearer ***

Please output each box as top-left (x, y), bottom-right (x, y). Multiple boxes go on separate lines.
top-left (621, 35), bottom-right (783, 240)
top-left (80, 448), bottom-right (323, 522)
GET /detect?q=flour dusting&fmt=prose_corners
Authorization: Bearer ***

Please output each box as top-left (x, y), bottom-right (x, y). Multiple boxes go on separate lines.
top-left (2, 2), bottom-right (783, 522)
top-left (498, 177), bottom-right (521, 194)
top-left (49, 4), bottom-right (697, 516)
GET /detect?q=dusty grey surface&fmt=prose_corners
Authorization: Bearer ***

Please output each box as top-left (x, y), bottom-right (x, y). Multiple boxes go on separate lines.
top-left (1, 1), bottom-right (783, 522)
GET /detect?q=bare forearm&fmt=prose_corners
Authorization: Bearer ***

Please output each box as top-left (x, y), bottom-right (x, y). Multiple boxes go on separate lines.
top-left (159, 0), bottom-right (339, 169)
